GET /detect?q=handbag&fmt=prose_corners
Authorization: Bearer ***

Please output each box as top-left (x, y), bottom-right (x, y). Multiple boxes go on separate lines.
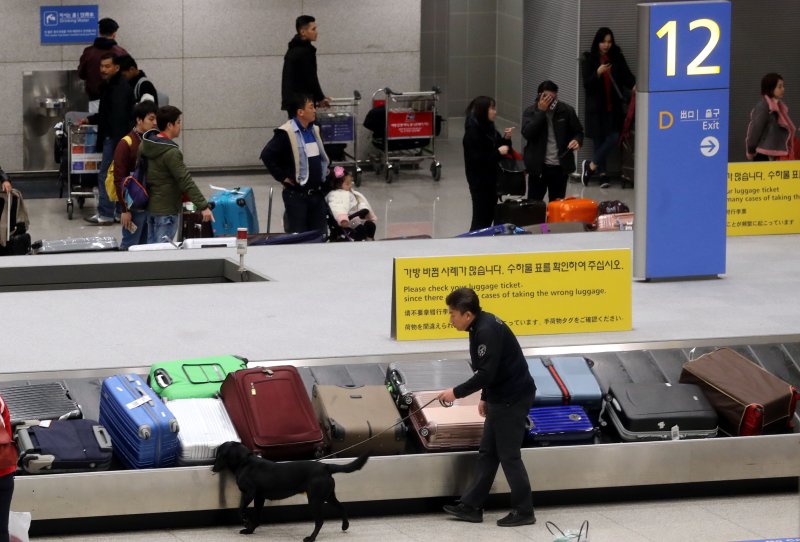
top-left (497, 149), bottom-right (527, 197)
top-left (546, 520), bottom-right (589, 541)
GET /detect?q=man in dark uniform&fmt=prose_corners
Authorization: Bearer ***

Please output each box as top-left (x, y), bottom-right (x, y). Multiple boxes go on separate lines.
top-left (438, 287), bottom-right (537, 527)
top-left (281, 15), bottom-right (331, 118)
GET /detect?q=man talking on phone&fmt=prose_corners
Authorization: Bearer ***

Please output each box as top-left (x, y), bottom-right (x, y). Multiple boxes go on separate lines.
top-left (521, 80), bottom-right (584, 202)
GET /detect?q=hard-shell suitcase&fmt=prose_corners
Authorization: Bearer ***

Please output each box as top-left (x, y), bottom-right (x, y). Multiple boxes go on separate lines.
top-left (455, 223), bottom-right (528, 237)
top-left (15, 419), bottom-right (112, 474)
top-left (98, 374), bottom-right (180, 469)
top-left (311, 384), bottom-right (406, 457)
top-left (526, 405), bottom-right (595, 445)
top-left (208, 187), bottom-right (258, 236)
top-left (249, 230), bottom-right (326, 245)
top-left (385, 360), bottom-right (474, 410)
top-left (166, 398), bottom-right (240, 465)
top-left (679, 348), bottom-right (800, 436)
top-left (494, 198), bottom-right (546, 227)
top-left (220, 366), bottom-right (324, 460)
top-left (0, 381), bottom-right (82, 426)
top-left (30, 236), bottom-right (119, 254)
top-left (596, 212), bottom-right (634, 231)
top-left (148, 355), bottom-right (248, 400)
top-left (408, 390), bottom-right (484, 450)
top-left (0, 189), bottom-right (31, 256)
top-left (547, 197), bottom-right (599, 224)
top-left (602, 382), bottom-right (719, 441)
top-left (526, 357), bottom-right (603, 413)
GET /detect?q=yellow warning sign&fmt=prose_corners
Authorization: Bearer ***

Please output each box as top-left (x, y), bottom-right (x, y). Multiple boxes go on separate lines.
top-left (727, 161), bottom-right (800, 236)
top-left (391, 249), bottom-right (632, 341)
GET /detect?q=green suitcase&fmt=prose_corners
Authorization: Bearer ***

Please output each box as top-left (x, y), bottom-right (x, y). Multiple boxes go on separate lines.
top-left (148, 355), bottom-right (248, 400)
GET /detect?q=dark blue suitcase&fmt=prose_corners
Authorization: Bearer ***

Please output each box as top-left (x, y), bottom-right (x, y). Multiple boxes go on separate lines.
top-left (526, 405), bottom-right (595, 445)
top-left (16, 419), bottom-right (113, 474)
top-left (99, 374), bottom-right (180, 469)
top-left (250, 230), bottom-right (326, 245)
top-left (208, 187), bottom-right (258, 236)
top-left (456, 223), bottom-right (529, 237)
top-left (527, 357), bottom-right (603, 414)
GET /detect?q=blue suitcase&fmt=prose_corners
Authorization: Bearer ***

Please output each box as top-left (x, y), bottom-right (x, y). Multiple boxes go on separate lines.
top-left (208, 187), bottom-right (258, 236)
top-left (99, 374), bottom-right (180, 469)
top-left (16, 419), bottom-right (113, 474)
top-left (527, 357), bottom-right (603, 413)
top-left (526, 405), bottom-right (595, 445)
top-left (455, 223), bottom-right (529, 237)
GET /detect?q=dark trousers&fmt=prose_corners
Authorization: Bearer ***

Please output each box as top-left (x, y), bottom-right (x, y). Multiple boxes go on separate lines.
top-left (460, 392), bottom-right (535, 514)
top-left (469, 182), bottom-right (496, 231)
top-left (0, 474), bottom-right (13, 542)
top-left (282, 188), bottom-right (328, 234)
top-left (590, 113), bottom-right (619, 174)
top-left (528, 164), bottom-right (568, 203)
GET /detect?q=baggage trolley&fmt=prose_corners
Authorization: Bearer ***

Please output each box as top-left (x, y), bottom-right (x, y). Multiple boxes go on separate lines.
top-left (316, 90), bottom-right (363, 186)
top-left (64, 111), bottom-right (100, 219)
top-left (368, 87), bottom-right (442, 184)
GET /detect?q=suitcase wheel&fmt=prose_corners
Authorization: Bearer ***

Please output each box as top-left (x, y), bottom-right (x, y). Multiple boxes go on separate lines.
top-left (236, 198), bottom-right (246, 207)
top-left (402, 394), bottom-right (413, 406)
top-left (138, 425), bottom-right (152, 440)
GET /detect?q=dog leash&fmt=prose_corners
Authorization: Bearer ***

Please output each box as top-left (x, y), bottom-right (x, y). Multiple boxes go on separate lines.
top-left (315, 395), bottom-right (449, 461)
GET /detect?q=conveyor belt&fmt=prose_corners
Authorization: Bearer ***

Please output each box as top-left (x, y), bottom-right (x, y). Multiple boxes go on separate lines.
top-left (6, 337), bottom-right (800, 526)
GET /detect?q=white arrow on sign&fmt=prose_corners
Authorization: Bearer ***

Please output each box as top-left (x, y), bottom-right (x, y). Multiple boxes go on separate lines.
top-left (700, 136), bottom-right (719, 157)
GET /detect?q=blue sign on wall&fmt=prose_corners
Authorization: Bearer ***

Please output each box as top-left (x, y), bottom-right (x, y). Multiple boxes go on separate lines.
top-left (41, 5), bottom-right (98, 45)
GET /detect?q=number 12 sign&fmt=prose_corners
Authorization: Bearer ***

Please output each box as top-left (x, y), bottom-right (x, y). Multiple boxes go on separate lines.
top-left (644, 1), bottom-right (730, 92)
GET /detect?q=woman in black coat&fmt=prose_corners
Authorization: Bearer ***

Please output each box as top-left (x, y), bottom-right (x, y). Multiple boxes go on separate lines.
top-left (580, 27), bottom-right (635, 186)
top-left (463, 96), bottom-right (512, 231)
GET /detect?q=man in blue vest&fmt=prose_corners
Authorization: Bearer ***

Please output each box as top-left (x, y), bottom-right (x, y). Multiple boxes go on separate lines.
top-left (260, 94), bottom-right (330, 234)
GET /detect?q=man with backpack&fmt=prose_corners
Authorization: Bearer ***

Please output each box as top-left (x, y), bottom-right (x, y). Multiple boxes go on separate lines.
top-left (118, 55), bottom-right (159, 106)
top-left (139, 106), bottom-right (213, 243)
top-left (111, 101), bottom-right (158, 250)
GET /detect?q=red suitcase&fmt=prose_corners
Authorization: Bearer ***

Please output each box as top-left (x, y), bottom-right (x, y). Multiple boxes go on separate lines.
top-left (220, 366), bottom-right (324, 460)
top-left (547, 197), bottom-right (599, 224)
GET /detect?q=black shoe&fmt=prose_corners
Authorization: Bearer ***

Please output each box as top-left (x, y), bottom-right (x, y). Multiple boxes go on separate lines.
top-left (496, 510), bottom-right (536, 527)
top-left (581, 160), bottom-right (591, 186)
top-left (443, 503), bottom-right (483, 523)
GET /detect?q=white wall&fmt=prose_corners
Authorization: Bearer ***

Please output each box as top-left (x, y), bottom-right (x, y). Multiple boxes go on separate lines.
top-left (0, 0), bottom-right (421, 170)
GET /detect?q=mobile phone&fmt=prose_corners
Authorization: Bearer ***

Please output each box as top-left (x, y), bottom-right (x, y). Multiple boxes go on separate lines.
top-left (126, 222), bottom-right (137, 234)
top-left (549, 98), bottom-right (558, 111)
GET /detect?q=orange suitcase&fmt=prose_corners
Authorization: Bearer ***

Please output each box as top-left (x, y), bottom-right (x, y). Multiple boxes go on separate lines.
top-left (547, 197), bottom-right (599, 224)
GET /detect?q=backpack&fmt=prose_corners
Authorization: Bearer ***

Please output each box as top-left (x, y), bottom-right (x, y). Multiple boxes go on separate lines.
top-left (122, 156), bottom-right (149, 211)
top-left (104, 135), bottom-right (133, 202)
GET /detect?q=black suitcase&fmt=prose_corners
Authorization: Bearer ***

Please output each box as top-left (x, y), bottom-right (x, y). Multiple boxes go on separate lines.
top-left (0, 381), bottom-right (82, 426)
top-left (602, 382), bottom-right (718, 441)
top-left (0, 189), bottom-right (31, 256)
top-left (16, 419), bottom-right (113, 474)
top-left (179, 210), bottom-right (213, 241)
top-left (494, 198), bottom-right (546, 227)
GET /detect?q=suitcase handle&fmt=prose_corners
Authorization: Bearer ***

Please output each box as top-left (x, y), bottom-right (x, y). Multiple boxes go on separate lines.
top-left (153, 369), bottom-right (172, 389)
top-left (93, 425), bottom-right (112, 451)
top-left (15, 427), bottom-right (35, 457)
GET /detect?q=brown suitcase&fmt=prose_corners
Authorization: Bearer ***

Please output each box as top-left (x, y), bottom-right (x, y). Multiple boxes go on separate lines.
top-left (311, 384), bottom-right (406, 457)
top-left (679, 348), bottom-right (800, 436)
top-left (408, 390), bottom-right (484, 450)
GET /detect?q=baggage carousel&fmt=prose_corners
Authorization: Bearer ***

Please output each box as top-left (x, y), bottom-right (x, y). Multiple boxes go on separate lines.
top-left (6, 337), bottom-right (800, 529)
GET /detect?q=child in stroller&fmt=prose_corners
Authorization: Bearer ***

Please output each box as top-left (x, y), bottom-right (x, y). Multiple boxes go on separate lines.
top-left (326, 166), bottom-right (377, 241)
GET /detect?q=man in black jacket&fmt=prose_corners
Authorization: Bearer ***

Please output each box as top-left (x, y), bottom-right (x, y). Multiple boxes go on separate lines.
top-left (281, 15), bottom-right (331, 117)
top-left (521, 80), bottom-right (584, 202)
top-left (85, 53), bottom-right (134, 224)
top-left (118, 55), bottom-right (159, 106)
top-left (438, 288), bottom-right (537, 528)
top-left (77, 17), bottom-right (127, 113)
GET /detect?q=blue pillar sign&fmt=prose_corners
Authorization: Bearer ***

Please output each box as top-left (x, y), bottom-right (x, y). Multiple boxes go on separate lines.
top-left (634, 1), bottom-right (731, 279)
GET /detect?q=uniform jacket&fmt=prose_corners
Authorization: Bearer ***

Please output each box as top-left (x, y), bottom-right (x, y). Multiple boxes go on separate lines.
top-left (281, 36), bottom-right (325, 110)
top-left (746, 95), bottom-right (797, 159)
top-left (0, 394), bottom-right (15, 478)
top-left (581, 50), bottom-right (636, 138)
top-left (139, 130), bottom-right (208, 215)
top-left (462, 114), bottom-right (511, 189)
top-left (521, 101), bottom-right (584, 176)
top-left (453, 310), bottom-right (536, 404)
top-left (260, 120), bottom-right (330, 185)
top-left (77, 37), bottom-right (128, 101)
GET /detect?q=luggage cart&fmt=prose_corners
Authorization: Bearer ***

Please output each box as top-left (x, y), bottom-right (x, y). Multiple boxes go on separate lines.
top-left (64, 111), bottom-right (101, 219)
top-left (369, 87), bottom-right (441, 184)
top-left (316, 90), bottom-right (363, 186)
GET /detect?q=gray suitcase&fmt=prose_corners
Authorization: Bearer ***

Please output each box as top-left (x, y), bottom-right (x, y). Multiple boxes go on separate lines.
top-left (166, 398), bottom-right (240, 465)
top-left (385, 360), bottom-right (474, 410)
top-left (31, 236), bottom-right (119, 254)
top-left (0, 381), bottom-right (82, 426)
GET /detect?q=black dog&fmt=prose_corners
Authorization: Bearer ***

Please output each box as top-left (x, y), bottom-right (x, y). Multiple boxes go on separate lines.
top-left (212, 441), bottom-right (369, 542)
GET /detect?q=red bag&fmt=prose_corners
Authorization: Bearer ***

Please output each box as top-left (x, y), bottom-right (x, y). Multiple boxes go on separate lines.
top-left (547, 197), bottom-right (599, 224)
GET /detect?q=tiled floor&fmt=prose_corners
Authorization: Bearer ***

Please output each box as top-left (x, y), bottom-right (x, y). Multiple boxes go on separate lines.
top-left (28, 493), bottom-right (800, 541)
